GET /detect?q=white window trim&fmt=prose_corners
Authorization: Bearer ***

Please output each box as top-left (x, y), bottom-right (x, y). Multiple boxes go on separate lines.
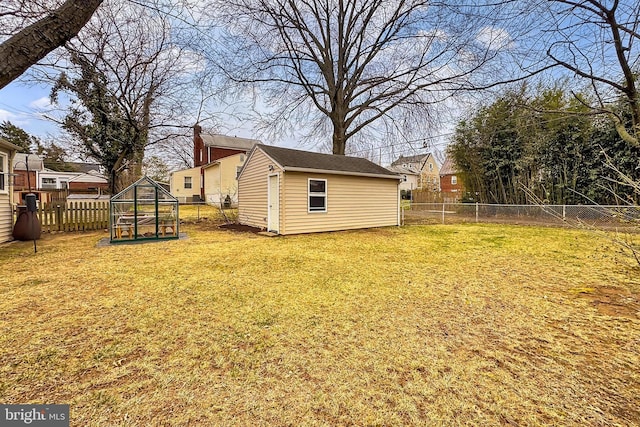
top-left (184, 176), bottom-right (193, 189)
top-left (308, 178), bottom-right (327, 213)
top-left (451, 175), bottom-right (457, 185)
top-left (41, 176), bottom-right (58, 189)
top-left (0, 152), bottom-right (7, 193)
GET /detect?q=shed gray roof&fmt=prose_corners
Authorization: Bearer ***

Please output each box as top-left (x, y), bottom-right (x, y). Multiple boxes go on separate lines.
top-left (202, 134), bottom-right (260, 151)
top-left (257, 144), bottom-right (399, 178)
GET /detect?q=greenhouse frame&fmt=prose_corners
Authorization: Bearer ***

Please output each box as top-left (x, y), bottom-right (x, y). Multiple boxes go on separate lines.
top-left (109, 176), bottom-right (179, 243)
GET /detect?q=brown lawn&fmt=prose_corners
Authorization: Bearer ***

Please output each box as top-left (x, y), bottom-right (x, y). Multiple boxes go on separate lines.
top-left (0, 223), bottom-right (638, 426)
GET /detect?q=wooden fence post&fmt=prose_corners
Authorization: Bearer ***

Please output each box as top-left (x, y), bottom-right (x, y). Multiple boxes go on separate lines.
top-left (55, 204), bottom-right (62, 232)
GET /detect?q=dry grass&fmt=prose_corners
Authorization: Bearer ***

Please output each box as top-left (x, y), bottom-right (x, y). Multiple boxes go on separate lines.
top-left (1, 223), bottom-right (639, 426)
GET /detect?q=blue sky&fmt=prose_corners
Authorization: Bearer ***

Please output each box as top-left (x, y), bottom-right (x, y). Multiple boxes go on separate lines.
top-left (0, 80), bottom-right (59, 139)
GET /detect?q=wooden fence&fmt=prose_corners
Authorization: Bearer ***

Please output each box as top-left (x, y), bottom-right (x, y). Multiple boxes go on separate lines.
top-left (37, 201), bottom-right (109, 232)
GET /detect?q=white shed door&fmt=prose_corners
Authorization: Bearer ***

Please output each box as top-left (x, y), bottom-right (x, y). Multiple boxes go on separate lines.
top-left (268, 174), bottom-right (279, 233)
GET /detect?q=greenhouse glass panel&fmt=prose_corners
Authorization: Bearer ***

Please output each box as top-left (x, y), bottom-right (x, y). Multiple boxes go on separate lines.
top-left (110, 176), bottom-right (179, 243)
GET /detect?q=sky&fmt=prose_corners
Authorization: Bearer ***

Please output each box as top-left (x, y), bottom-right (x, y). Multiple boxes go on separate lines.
top-left (0, 80), bottom-right (59, 139)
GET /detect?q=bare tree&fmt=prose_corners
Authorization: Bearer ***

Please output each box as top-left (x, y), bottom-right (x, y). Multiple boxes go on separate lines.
top-left (0, 0), bottom-right (104, 89)
top-left (49, 0), bottom-right (200, 193)
top-left (539, 0), bottom-right (640, 146)
top-left (211, 0), bottom-right (519, 155)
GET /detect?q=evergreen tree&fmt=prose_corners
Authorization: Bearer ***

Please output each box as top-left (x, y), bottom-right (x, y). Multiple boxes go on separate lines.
top-left (0, 121), bottom-right (38, 153)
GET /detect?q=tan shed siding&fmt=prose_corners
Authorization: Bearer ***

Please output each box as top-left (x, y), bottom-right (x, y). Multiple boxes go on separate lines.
top-left (238, 149), bottom-right (281, 229)
top-left (0, 193), bottom-right (12, 243)
top-left (281, 172), bottom-right (398, 235)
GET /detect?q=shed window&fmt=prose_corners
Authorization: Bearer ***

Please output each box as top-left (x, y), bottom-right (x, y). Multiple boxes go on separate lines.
top-left (184, 176), bottom-right (192, 189)
top-left (308, 179), bottom-right (327, 212)
top-left (0, 152), bottom-right (6, 192)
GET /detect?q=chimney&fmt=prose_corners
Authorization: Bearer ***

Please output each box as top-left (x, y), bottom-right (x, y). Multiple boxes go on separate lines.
top-left (194, 124), bottom-right (203, 167)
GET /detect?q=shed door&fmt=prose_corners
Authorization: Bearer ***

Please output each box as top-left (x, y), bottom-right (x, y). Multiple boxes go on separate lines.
top-left (268, 174), bottom-right (279, 233)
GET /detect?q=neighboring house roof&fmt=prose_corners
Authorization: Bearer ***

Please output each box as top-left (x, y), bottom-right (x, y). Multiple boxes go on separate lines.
top-left (390, 153), bottom-right (432, 167)
top-left (201, 134), bottom-right (260, 151)
top-left (387, 165), bottom-right (420, 175)
top-left (68, 172), bottom-right (108, 184)
top-left (251, 144), bottom-right (400, 179)
top-left (169, 166), bottom-right (201, 176)
top-left (12, 153), bottom-right (44, 171)
top-left (64, 162), bottom-right (102, 174)
top-left (439, 157), bottom-right (458, 176)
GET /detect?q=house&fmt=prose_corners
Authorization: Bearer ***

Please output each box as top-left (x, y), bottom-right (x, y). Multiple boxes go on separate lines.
top-left (193, 124), bottom-right (258, 167)
top-left (0, 139), bottom-right (21, 243)
top-left (12, 154), bottom-right (108, 203)
top-left (390, 153), bottom-right (440, 191)
top-left (238, 144), bottom-right (401, 235)
top-left (12, 153), bottom-right (44, 192)
top-left (439, 157), bottom-right (465, 202)
top-left (387, 165), bottom-right (420, 197)
top-left (169, 166), bottom-right (202, 203)
top-left (39, 169), bottom-right (108, 192)
top-left (202, 153), bottom-right (246, 206)
top-left (170, 125), bottom-right (257, 203)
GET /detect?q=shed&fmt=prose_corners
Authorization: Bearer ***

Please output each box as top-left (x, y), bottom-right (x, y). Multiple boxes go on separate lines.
top-left (0, 139), bottom-right (20, 243)
top-left (110, 176), bottom-right (179, 243)
top-left (238, 144), bottom-right (401, 235)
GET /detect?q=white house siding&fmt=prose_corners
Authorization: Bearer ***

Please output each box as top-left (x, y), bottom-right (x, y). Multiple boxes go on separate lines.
top-left (281, 172), bottom-right (399, 235)
top-left (0, 192), bottom-right (12, 243)
top-left (238, 149), bottom-right (282, 229)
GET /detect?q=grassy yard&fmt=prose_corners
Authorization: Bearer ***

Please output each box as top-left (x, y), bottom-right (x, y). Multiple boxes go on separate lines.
top-left (1, 223), bottom-right (639, 426)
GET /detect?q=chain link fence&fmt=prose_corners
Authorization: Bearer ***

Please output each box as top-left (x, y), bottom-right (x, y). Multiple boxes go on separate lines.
top-left (403, 203), bottom-right (640, 230)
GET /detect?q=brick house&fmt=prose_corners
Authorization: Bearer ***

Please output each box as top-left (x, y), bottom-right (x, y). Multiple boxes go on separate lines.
top-left (170, 125), bottom-right (260, 203)
top-left (439, 157), bottom-right (464, 202)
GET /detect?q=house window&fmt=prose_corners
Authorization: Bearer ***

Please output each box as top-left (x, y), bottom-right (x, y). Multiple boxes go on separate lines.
top-left (41, 177), bottom-right (57, 189)
top-left (236, 166), bottom-right (242, 179)
top-left (308, 179), bottom-right (327, 212)
top-left (429, 163), bottom-right (433, 171)
top-left (451, 175), bottom-right (457, 185)
top-left (0, 152), bottom-right (6, 192)
top-left (184, 176), bottom-right (192, 189)
top-left (60, 180), bottom-right (69, 190)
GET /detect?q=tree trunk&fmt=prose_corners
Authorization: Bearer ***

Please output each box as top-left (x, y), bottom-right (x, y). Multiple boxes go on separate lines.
top-left (331, 121), bottom-right (347, 155)
top-left (0, 0), bottom-right (104, 89)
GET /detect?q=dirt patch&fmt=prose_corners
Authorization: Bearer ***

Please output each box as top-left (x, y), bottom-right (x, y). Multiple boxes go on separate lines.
top-left (217, 223), bottom-right (263, 234)
top-left (573, 286), bottom-right (640, 319)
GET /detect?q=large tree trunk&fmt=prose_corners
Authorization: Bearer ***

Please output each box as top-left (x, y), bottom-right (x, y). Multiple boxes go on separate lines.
top-left (0, 0), bottom-right (104, 89)
top-left (331, 120), bottom-right (347, 155)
